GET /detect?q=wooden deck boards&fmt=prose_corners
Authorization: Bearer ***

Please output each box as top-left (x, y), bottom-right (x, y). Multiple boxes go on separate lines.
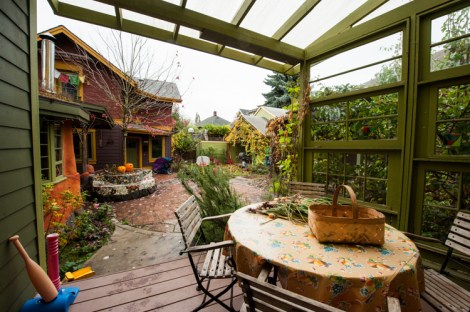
top-left (66, 257), bottom-right (242, 311)
top-left (65, 257), bottom-right (437, 311)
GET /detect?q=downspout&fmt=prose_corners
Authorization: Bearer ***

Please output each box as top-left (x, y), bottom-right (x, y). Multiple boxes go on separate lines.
top-left (81, 127), bottom-right (88, 174)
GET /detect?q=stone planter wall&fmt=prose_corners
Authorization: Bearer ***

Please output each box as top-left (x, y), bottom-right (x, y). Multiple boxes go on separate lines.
top-left (92, 169), bottom-right (156, 202)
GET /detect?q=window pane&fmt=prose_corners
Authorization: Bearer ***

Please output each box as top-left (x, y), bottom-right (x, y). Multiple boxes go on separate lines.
top-left (349, 118), bottom-right (397, 140)
top-left (430, 6), bottom-right (470, 72)
top-left (435, 83), bottom-right (470, 155)
top-left (56, 163), bottom-right (63, 177)
top-left (310, 32), bottom-right (403, 97)
top-left (422, 171), bottom-right (458, 241)
top-left (151, 137), bottom-right (163, 158)
top-left (463, 173), bottom-right (470, 208)
top-left (311, 60), bottom-right (401, 96)
top-left (313, 152), bottom-right (388, 205)
top-left (311, 92), bottom-right (398, 141)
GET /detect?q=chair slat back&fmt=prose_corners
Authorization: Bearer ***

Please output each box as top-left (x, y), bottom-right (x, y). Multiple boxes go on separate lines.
top-left (289, 181), bottom-right (326, 198)
top-left (445, 211), bottom-right (470, 256)
top-left (237, 272), bottom-right (343, 312)
top-left (174, 195), bottom-right (202, 248)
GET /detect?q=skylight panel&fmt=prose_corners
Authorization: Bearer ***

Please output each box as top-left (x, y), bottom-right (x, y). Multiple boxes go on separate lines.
top-left (61, 0), bottom-right (115, 16)
top-left (355, 0), bottom-right (412, 26)
top-left (282, 0), bottom-right (368, 49)
top-left (186, 0), bottom-right (243, 22)
top-left (240, 0), bottom-right (304, 37)
top-left (122, 9), bottom-right (175, 32)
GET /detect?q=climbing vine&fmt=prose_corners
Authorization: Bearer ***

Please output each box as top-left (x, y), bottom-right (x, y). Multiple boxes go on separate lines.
top-left (266, 84), bottom-right (304, 195)
top-left (225, 117), bottom-right (269, 164)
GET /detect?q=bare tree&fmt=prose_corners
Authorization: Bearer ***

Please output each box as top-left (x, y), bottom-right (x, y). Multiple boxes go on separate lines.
top-left (64, 30), bottom-right (183, 162)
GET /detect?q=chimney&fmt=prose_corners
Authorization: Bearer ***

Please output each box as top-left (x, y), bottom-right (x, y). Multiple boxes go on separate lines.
top-left (39, 32), bottom-right (56, 93)
top-left (213, 111), bottom-right (217, 116)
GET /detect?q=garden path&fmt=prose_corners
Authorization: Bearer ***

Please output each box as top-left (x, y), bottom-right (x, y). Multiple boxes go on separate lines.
top-left (85, 173), bottom-right (270, 275)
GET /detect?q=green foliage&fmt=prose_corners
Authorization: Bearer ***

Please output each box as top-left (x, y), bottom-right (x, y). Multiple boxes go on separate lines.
top-left (178, 164), bottom-right (244, 241)
top-left (263, 72), bottom-right (299, 108)
top-left (172, 107), bottom-right (190, 132)
top-left (266, 86), bottom-right (302, 195)
top-left (225, 117), bottom-right (269, 164)
top-left (59, 202), bottom-right (114, 278)
top-left (42, 184), bottom-right (87, 240)
top-left (201, 124), bottom-right (230, 137)
top-left (172, 128), bottom-right (199, 155)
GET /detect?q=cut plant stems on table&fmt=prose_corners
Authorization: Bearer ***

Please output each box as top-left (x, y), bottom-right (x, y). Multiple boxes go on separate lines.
top-left (249, 195), bottom-right (332, 224)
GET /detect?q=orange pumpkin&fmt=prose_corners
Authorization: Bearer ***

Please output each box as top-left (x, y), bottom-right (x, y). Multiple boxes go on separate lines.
top-left (117, 166), bottom-right (126, 173)
top-left (125, 163), bottom-right (134, 172)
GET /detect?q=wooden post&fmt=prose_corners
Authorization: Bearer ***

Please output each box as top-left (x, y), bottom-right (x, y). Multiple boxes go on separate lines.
top-left (81, 127), bottom-right (88, 173)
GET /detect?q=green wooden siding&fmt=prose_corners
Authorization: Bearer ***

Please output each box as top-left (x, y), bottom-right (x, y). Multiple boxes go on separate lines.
top-left (0, 0), bottom-right (42, 311)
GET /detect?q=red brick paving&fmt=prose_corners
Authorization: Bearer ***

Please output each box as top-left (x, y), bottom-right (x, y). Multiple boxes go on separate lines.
top-left (112, 173), bottom-right (270, 233)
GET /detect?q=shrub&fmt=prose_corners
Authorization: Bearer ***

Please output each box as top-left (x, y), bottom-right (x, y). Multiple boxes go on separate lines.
top-left (178, 164), bottom-right (245, 241)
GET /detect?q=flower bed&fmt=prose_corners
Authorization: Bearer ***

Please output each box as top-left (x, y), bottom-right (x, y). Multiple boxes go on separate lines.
top-left (92, 169), bottom-right (156, 202)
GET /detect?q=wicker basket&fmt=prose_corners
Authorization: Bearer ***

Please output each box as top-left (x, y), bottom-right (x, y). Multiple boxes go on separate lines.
top-left (308, 185), bottom-right (385, 245)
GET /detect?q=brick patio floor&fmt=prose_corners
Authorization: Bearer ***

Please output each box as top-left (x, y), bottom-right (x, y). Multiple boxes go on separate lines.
top-left (112, 173), bottom-right (271, 233)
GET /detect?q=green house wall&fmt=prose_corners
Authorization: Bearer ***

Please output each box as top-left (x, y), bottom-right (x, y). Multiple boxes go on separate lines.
top-left (0, 1), bottom-right (43, 311)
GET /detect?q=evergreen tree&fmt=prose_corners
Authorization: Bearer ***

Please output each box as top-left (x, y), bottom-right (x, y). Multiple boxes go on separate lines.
top-left (262, 72), bottom-right (299, 108)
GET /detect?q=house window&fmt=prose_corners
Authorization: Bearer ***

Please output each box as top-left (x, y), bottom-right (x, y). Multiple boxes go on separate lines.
top-left (73, 129), bottom-right (96, 164)
top-left (40, 121), bottom-right (63, 182)
top-left (55, 71), bottom-right (80, 101)
top-left (149, 136), bottom-right (164, 160)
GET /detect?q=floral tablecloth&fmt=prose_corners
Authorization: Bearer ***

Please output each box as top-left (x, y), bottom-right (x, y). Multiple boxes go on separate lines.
top-left (225, 204), bottom-right (424, 312)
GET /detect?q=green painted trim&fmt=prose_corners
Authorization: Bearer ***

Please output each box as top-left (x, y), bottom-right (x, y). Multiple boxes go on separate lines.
top-left (305, 0), bottom-right (453, 60)
top-left (273, 0), bottom-right (320, 41)
top-left (30, 0), bottom-right (46, 268)
top-left (39, 98), bottom-right (90, 122)
top-left (309, 0), bottom-right (388, 47)
top-left (54, 2), bottom-right (296, 74)
top-left (231, 0), bottom-right (255, 26)
top-left (95, 0), bottom-right (304, 64)
top-left (298, 62), bottom-right (308, 182)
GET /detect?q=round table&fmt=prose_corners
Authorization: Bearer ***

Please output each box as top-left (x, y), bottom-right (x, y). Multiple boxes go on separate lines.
top-left (226, 204), bottom-right (424, 312)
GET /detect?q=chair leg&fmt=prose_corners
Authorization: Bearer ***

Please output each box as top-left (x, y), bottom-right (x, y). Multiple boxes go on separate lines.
top-left (193, 278), bottom-right (238, 312)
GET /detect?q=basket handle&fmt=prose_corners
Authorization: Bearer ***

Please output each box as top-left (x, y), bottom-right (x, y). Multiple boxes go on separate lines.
top-left (332, 185), bottom-right (358, 219)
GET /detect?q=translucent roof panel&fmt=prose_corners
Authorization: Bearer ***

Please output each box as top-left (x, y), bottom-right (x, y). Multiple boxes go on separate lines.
top-left (178, 26), bottom-right (201, 40)
top-left (355, 0), bottom-right (412, 26)
top-left (62, 0), bottom-right (115, 16)
top-left (186, 0), bottom-right (243, 22)
top-left (240, 0), bottom-right (304, 37)
top-left (282, 0), bottom-right (368, 49)
top-left (122, 10), bottom-right (175, 32)
top-left (310, 31), bottom-right (403, 81)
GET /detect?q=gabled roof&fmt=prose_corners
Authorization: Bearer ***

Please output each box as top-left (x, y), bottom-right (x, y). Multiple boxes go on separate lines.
top-left (255, 106), bottom-right (288, 119)
top-left (241, 115), bottom-right (268, 135)
top-left (38, 25), bottom-right (128, 82)
top-left (196, 114), bottom-right (231, 127)
top-left (38, 25), bottom-right (182, 103)
top-left (139, 79), bottom-right (182, 103)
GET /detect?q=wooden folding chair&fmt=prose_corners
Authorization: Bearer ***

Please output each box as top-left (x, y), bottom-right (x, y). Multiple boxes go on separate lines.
top-left (174, 195), bottom-right (237, 312)
top-left (238, 263), bottom-right (401, 312)
top-left (405, 211), bottom-right (470, 312)
top-left (288, 181), bottom-right (326, 198)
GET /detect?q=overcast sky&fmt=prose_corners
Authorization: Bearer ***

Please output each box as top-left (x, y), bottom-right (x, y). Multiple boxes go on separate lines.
top-left (36, 0), bottom-right (272, 123)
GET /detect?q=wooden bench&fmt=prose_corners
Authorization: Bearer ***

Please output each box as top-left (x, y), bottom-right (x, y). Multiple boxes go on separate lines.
top-left (288, 181), bottom-right (326, 198)
top-left (406, 211), bottom-right (470, 312)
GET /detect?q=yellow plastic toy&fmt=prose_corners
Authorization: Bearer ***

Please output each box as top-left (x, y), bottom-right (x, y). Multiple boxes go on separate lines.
top-left (64, 266), bottom-right (95, 282)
